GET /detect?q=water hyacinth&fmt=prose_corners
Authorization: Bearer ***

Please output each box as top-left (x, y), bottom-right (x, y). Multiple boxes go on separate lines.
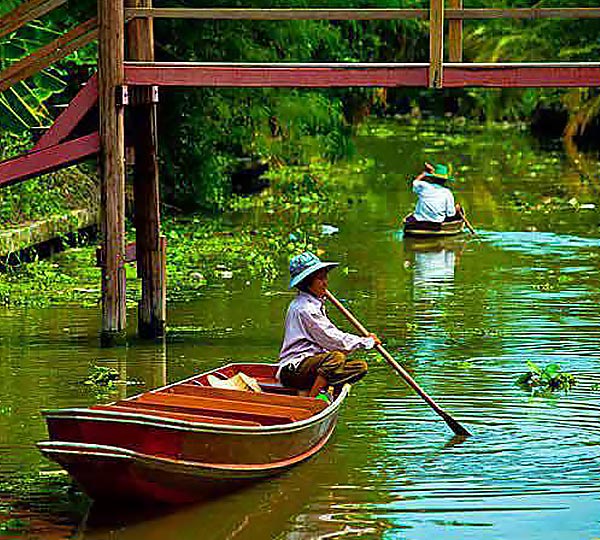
top-left (516, 361), bottom-right (576, 396)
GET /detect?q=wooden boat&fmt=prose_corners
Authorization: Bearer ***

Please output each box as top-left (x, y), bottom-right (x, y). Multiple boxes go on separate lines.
top-left (402, 213), bottom-right (465, 238)
top-left (38, 363), bottom-right (347, 505)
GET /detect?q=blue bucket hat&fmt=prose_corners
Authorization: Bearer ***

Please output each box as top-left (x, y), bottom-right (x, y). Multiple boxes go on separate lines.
top-left (289, 251), bottom-right (339, 289)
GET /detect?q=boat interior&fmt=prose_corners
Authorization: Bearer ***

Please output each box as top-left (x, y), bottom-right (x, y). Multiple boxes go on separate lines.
top-left (89, 364), bottom-right (328, 428)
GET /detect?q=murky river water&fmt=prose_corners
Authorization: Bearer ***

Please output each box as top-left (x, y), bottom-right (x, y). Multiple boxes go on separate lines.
top-left (1, 119), bottom-right (600, 539)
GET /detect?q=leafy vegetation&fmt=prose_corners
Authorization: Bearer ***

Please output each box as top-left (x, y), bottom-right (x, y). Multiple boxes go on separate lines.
top-left (0, 130), bottom-right (97, 229)
top-left (516, 361), bottom-right (577, 396)
top-left (0, 0), bottom-right (96, 131)
top-left (2, 0), bottom-right (600, 217)
top-left (0, 161), bottom-right (359, 306)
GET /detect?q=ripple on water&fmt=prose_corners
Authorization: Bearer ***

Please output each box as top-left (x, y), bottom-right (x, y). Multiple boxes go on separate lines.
top-left (481, 230), bottom-right (600, 258)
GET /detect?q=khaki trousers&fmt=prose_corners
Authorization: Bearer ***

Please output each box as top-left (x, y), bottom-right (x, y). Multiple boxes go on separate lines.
top-left (280, 351), bottom-right (368, 390)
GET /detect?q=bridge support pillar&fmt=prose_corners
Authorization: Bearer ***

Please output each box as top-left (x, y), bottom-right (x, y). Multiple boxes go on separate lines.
top-left (99, 0), bottom-right (127, 346)
top-left (126, 0), bottom-right (166, 339)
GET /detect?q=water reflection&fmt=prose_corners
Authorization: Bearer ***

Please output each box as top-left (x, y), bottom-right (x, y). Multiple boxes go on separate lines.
top-left (78, 446), bottom-right (387, 540)
top-left (404, 237), bottom-right (465, 305)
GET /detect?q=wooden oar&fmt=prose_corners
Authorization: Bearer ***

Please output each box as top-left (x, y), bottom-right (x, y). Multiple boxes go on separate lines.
top-left (457, 206), bottom-right (479, 239)
top-left (324, 289), bottom-right (472, 438)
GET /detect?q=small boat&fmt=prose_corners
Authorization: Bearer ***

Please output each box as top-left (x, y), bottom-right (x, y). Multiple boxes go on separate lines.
top-left (38, 363), bottom-right (346, 505)
top-left (402, 214), bottom-right (465, 238)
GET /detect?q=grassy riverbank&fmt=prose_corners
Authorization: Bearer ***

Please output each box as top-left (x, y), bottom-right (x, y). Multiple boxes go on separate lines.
top-left (0, 160), bottom-right (372, 308)
top-left (0, 133), bottom-right (98, 229)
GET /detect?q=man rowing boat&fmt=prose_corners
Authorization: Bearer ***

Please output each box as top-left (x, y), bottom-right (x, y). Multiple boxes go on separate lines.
top-left (277, 252), bottom-right (380, 403)
top-left (405, 162), bottom-right (463, 228)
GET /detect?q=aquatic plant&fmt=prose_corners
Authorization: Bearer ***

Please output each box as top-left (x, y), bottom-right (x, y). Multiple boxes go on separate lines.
top-left (516, 361), bottom-right (576, 395)
top-left (84, 365), bottom-right (119, 387)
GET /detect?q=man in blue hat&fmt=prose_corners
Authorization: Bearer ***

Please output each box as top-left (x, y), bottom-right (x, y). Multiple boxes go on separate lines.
top-left (278, 251), bottom-right (380, 402)
top-left (407, 162), bottom-right (462, 225)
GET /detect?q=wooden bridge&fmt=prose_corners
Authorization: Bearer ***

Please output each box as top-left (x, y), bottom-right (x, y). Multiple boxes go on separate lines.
top-left (1, 0), bottom-right (599, 344)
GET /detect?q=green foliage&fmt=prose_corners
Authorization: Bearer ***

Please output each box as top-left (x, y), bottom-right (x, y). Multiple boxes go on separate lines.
top-left (83, 365), bottom-right (121, 400)
top-left (516, 361), bottom-right (577, 396)
top-left (460, 0), bottom-right (600, 124)
top-left (84, 365), bottom-right (119, 388)
top-left (0, 2), bottom-right (96, 131)
top-left (0, 160), bottom-right (351, 307)
top-left (153, 0), bottom-right (433, 210)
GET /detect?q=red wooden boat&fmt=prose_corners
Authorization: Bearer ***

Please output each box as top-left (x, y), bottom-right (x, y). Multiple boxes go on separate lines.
top-left (38, 363), bottom-right (347, 505)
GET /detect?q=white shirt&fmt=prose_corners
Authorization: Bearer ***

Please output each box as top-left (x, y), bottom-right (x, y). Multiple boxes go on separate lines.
top-left (412, 179), bottom-right (456, 223)
top-left (278, 292), bottom-right (375, 375)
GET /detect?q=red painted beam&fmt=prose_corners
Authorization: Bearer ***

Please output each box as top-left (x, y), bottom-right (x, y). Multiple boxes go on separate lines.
top-left (444, 63), bottom-right (600, 87)
top-left (125, 62), bottom-right (429, 87)
top-left (34, 74), bottom-right (98, 151)
top-left (0, 132), bottom-right (99, 188)
top-left (124, 62), bottom-right (600, 88)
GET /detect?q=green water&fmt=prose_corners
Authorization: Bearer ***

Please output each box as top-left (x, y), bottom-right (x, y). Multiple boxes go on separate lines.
top-left (2, 119), bottom-right (600, 539)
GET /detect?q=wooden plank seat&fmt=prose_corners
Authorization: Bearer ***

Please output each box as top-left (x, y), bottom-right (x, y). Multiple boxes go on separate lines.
top-left (166, 384), bottom-right (327, 415)
top-left (91, 404), bottom-right (261, 427)
top-left (122, 393), bottom-right (313, 425)
top-left (113, 399), bottom-right (292, 426)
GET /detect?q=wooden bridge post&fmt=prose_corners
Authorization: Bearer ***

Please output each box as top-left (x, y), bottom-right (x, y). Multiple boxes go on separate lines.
top-left (448, 0), bottom-right (463, 62)
top-left (99, 0), bottom-right (127, 346)
top-left (429, 0), bottom-right (444, 88)
top-left (126, 0), bottom-right (166, 339)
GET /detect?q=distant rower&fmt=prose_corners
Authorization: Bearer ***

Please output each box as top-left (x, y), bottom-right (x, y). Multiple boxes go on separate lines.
top-left (409, 162), bottom-right (462, 222)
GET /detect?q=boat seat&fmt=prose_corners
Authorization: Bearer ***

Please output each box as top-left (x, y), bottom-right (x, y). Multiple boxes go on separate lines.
top-left (122, 393), bottom-right (311, 425)
top-left (91, 404), bottom-right (262, 427)
top-left (164, 385), bottom-right (327, 415)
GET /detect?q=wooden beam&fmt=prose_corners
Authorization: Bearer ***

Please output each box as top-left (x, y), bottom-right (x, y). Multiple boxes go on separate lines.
top-left (126, 0), bottom-right (166, 339)
top-left (125, 62), bottom-right (429, 87)
top-left (99, 0), bottom-right (126, 345)
top-left (443, 63), bottom-right (600, 87)
top-left (0, 18), bottom-right (98, 94)
top-left (448, 0), bottom-right (463, 63)
top-left (125, 8), bottom-right (429, 20)
top-left (124, 62), bottom-right (600, 88)
top-left (0, 132), bottom-right (99, 188)
top-left (429, 0), bottom-right (444, 89)
top-left (124, 7), bottom-right (600, 21)
top-left (0, 0), bottom-right (67, 39)
top-left (446, 8), bottom-right (600, 20)
top-left (33, 73), bottom-right (98, 151)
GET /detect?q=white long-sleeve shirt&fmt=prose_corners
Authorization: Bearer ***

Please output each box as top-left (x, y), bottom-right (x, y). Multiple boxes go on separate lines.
top-left (278, 292), bottom-right (375, 375)
top-left (412, 179), bottom-right (456, 223)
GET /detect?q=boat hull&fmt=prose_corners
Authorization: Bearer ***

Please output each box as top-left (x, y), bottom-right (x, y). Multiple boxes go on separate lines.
top-left (38, 363), bottom-right (346, 504)
top-left (38, 422), bottom-right (335, 504)
top-left (403, 215), bottom-right (465, 237)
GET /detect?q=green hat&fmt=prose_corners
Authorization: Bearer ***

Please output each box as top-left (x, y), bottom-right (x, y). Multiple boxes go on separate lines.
top-left (424, 163), bottom-right (454, 183)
